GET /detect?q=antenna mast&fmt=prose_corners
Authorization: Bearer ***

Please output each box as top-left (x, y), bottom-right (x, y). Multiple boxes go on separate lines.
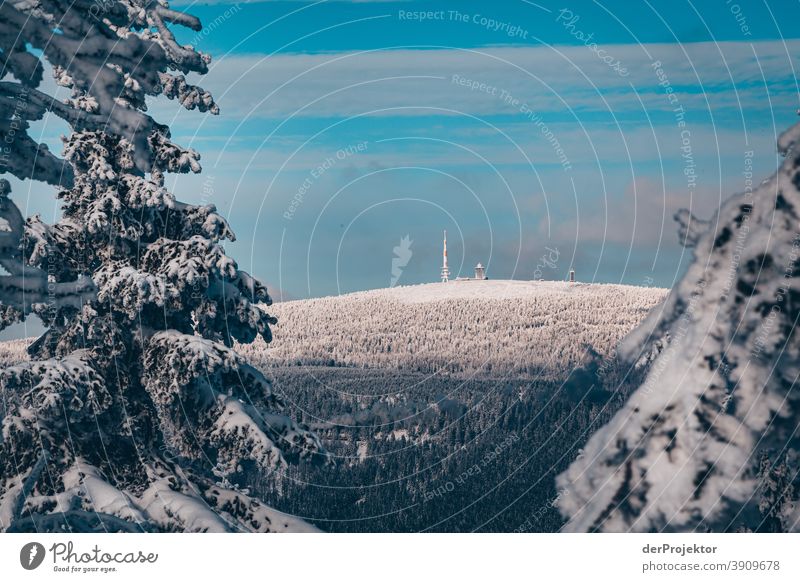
top-left (441, 230), bottom-right (450, 282)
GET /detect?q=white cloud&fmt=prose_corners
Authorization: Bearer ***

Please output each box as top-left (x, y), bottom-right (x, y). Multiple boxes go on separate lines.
top-left (153, 39), bottom-right (800, 124)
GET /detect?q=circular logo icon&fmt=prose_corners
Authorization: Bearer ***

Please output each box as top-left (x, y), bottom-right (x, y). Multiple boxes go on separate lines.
top-left (20, 542), bottom-right (46, 570)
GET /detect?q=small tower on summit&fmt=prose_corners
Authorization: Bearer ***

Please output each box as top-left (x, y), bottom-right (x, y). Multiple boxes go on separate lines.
top-left (569, 267), bottom-right (575, 283)
top-left (441, 230), bottom-right (450, 282)
top-left (474, 262), bottom-right (487, 280)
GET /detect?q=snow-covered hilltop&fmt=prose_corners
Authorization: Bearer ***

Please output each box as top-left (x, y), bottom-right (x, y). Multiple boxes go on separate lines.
top-left (0, 280), bottom-right (669, 378)
top-left (237, 280), bottom-right (668, 378)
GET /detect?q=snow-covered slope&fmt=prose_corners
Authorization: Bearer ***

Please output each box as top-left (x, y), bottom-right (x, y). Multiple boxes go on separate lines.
top-left (348, 279), bottom-right (640, 303)
top-left (236, 280), bottom-right (667, 378)
top-left (0, 338), bottom-right (28, 368)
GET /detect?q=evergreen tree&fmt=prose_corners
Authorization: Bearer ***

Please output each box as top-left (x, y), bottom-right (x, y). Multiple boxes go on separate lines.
top-left (558, 118), bottom-right (800, 532)
top-left (0, 0), bottom-right (325, 532)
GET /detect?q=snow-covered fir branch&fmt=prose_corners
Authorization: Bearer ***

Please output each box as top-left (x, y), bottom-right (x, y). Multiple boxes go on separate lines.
top-left (557, 121), bottom-right (800, 533)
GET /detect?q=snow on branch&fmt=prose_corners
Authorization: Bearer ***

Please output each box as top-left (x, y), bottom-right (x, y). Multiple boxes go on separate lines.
top-left (143, 331), bottom-right (326, 474)
top-left (1, 0), bottom-right (217, 181)
top-left (558, 121), bottom-right (800, 532)
top-left (0, 180), bottom-right (96, 324)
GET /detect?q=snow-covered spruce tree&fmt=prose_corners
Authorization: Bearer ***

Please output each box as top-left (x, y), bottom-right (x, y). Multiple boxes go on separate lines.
top-left (557, 121), bottom-right (800, 532)
top-left (0, 1), bottom-right (325, 532)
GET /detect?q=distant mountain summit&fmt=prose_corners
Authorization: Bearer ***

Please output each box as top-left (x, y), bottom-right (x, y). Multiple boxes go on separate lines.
top-left (237, 280), bottom-right (668, 378)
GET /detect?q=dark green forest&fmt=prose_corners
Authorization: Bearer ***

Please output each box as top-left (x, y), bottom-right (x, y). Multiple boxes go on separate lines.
top-left (254, 360), bottom-right (647, 532)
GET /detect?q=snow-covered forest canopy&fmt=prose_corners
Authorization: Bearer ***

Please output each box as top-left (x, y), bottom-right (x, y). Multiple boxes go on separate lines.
top-left (0, 0), bottom-right (325, 532)
top-left (241, 280), bottom-right (666, 378)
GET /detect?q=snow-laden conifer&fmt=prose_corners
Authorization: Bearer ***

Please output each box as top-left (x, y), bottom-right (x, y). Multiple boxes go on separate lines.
top-left (1, 0), bottom-right (325, 532)
top-left (558, 122), bottom-right (800, 532)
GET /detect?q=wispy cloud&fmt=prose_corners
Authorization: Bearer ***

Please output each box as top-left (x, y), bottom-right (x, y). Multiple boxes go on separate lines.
top-left (157, 39), bottom-right (800, 124)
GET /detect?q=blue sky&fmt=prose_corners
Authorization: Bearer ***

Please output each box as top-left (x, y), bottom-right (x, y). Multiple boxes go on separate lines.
top-left (12, 1), bottom-right (800, 308)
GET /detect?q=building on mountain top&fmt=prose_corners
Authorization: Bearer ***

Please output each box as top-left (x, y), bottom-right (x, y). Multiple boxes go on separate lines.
top-left (440, 230), bottom-right (487, 281)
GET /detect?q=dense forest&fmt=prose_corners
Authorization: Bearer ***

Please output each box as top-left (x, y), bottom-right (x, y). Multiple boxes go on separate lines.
top-left (252, 362), bottom-right (649, 532)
